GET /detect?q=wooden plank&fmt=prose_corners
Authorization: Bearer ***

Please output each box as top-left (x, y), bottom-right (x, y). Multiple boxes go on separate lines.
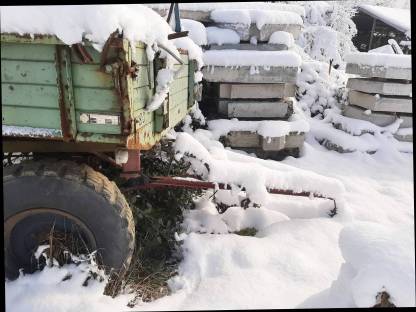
top-left (219, 83), bottom-right (295, 99)
top-left (348, 90), bottom-right (412, 113)
top-left (1, 59), bottom-right (57, 85)
top-left (71, 64), bottom-right (114, 88)
top-left (74, 88), bottom-right (119, 112)
top-left (1, 42), bottom-right (56, 61)
top-left (132, 86), bottom-right (153, 111)
top-left (285, 133), bottom-right (305, 149)
top-left (169, 76), bottom-right (188, 95)
top-left (2, 106), bottom-right (61, 129)
top-left (347, 78), bottom-right (412, 96)
top-left (131, 65), bottom-right (152, 89)
top-left (1, 83), bottom-right (59, 108)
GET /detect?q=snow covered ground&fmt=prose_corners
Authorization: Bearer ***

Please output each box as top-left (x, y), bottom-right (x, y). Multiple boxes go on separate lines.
top-left (6, 107), bottom-right (414, 310)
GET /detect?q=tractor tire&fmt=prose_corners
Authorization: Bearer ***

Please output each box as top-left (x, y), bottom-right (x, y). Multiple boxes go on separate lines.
top-left (3, 159), bottom-right (135, 280)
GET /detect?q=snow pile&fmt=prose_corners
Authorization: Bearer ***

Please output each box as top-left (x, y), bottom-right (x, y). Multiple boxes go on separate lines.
top-left (326, 110), bottom-right (403, 136)
top-left (6, 246), bottom-right (135, 312)
top-left (358, 4), bottom-right (411, 38)
top-left (296, 61), bottom-right (348, 118)
top-left (2, 125), bottom-right (63, 138)
top-left (203, 50), bottom-right (302, 67)
top-left (368, 44), bottom-right (395, 54)
top-left (345, 52), bottom-right (411, 69)
top-left (307, 108), bottom-right (408, 154)
top-left (300, 221), bottom-right (415, 307)
top-left (173, 131), bottom-right (346, 207)
top-left (207, 118), bottom-right (310, 139)
top-left (206, 26), bottom-right (240, 45)
top-left (268, 31), bottom-right (295, 47)
top-left (182, 197), bottom-right (290, 235)
top-left (181, 19), bottom-right (207, 46)
top-left (210, 9), bottom-right (303, 29)
top-left (173, 37), bottom-right (204, 69)
top-left (0, 5), bottom-right (175, 61)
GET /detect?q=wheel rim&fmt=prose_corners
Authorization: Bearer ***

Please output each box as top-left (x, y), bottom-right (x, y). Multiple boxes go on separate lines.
top-left (4, 208), bottom-right (98, 279)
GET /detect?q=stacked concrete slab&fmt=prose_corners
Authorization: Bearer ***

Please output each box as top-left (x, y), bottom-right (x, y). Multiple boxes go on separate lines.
top-left (344, 57), bottom-right (412, 142)
top-left (199, 15), bottom-right (304, 159)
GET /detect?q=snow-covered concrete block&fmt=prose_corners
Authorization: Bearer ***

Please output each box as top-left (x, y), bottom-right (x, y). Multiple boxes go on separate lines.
top-left (202, 66), bottom-right (298, 83)
top-left (342, 105), bottom-right (412, 128)
top-left (215, 23), bottom-right (302, 41)
top-left (345, 63), bottom-right (412, 80)
top-left (207, 43), bottom-right (288, 51)
top-left (347, 78), bottom-right (412, 96)
top-left (261, 135), bottom-right (286, 151)
top-left (218, 99), bottom-right (292, 118)
top-left (394, 133), bottom-right (413, 142)
top-left (225, 131), bottom-right (260, 148)
top-left (224, 131), bottom-right (305, 152)
top-left (285, 132), bottom-right (305, 149)
top-left (348, 90), bottom-right (412, 113)
top-left (219, 83), bottom-right (296, 99)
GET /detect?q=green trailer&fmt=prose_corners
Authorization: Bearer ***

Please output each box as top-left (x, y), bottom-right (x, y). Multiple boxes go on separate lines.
top-left (2, 31), bottom-right (200, 279)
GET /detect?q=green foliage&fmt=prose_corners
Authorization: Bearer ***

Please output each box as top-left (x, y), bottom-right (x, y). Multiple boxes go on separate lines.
top-left (234, 227), bottom-right (258, 237)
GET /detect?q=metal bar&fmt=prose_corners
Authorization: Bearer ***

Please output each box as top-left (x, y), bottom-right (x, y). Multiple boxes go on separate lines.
top-left (168, 31), bottom-right (189, 40)
top-left (368, 18), bottom-right (377, 51)
top-left (166, 3), bottom-right (174, 24)
top-left (174, 3), bottom-right (182, 32)
top-left (158, 43), bottom-right (185, 65)
top-left (121, 176), bottom-right (337, 209)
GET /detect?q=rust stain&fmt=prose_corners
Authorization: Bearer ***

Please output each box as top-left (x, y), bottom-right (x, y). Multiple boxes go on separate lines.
top-left (55, 46), bottom-right (73, 142)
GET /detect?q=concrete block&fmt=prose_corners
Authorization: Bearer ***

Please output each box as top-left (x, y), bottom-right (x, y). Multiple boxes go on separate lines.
top-left (219, 83), bottom-right (296, 99)
top-left (202, 65), bottom-right (298, 83)
top-left (225, 131), bottom-right (260, 148)
top-left (218, 99), bottom-right (292, 118)
top-left (261, 135), bottom-right (286, 151)
top-left (216, 23), bottom-right (302, 41)
top-left (285, 132), bottom-right (305, 149)
top-left (347, 78), bottom-right (412, 96)
top-left (394, 133), bottom-right (413, 142)
top-left (348, 90), bottom-right (412, 113)
top-left (342, 105), bottom-right (412, 128)
top-left (207, 43), bottom-right (288, 51)
top-left (345, 63), bottom-right (412, 80)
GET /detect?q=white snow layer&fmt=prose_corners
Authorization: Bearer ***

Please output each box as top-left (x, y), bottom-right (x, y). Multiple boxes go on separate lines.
top-left (268, 31), bottom-right (295, 47)
top-left (210, 9), bottom-right (303, 29)
top-left (345, 52), bottom-right (411, 69)
top-left (368, 44), bottom-right (395, 54)
top-left (0, 5), bottom-right (174, 58)
top-left (203, 50), bottom-right (302, 67)
top-left (2, 125), bottom-right (63, 138)
top-left (358, 4), bottom-right (411, 37)
top-left (206, 26), bottom-right (241, 45)
top-left (181, 19), bottom-right (207, 46)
